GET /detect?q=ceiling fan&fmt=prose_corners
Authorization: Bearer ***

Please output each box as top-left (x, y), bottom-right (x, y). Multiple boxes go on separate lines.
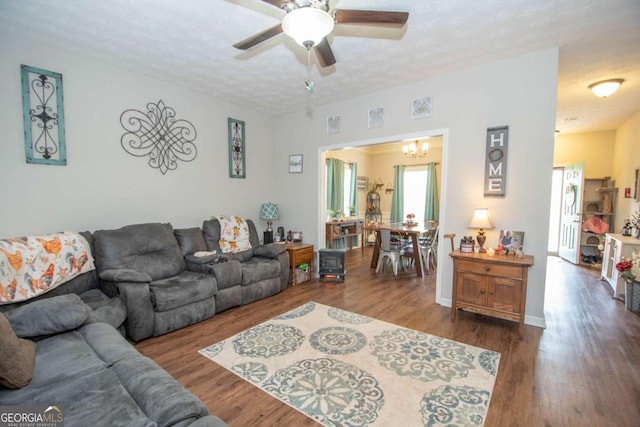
top-left (233, 0), bottom-right (409, 67)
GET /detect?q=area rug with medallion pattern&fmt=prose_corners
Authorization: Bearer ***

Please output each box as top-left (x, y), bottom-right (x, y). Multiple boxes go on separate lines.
top-left (199, 302), bottom-right (500, 426)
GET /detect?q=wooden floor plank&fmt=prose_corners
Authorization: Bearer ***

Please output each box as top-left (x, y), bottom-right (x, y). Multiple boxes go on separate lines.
top-left (135, 249), bottom-right (640, 427)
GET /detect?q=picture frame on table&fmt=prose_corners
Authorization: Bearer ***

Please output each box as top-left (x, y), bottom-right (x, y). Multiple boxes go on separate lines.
top-left (289, 154), bottom-right (303, 173)
top-left (498, 230), bottom-right (525, 253)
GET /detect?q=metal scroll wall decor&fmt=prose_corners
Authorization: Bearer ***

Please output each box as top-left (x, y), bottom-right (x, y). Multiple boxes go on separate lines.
top-left (228, 118), bottom-right (246, 178)
top-left (21, 65), bottom-right (67, 165)
top-left (120, 100), bottom-right (197, 175)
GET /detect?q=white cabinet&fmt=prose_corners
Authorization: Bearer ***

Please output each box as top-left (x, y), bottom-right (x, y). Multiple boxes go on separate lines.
top-left (601, 233), bottom-right (640, 299)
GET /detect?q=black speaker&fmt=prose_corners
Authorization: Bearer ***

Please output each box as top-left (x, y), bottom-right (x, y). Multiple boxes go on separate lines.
top-left (263, 230), bottom-right (273, 244)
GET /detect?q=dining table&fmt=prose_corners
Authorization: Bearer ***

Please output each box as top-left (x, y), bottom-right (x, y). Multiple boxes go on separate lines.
top-left (369, 223), bottom-right (431, 277)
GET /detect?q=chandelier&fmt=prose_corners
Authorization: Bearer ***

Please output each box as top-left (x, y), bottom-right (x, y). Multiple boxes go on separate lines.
top-left (402, 140), bottom-right (429, 158)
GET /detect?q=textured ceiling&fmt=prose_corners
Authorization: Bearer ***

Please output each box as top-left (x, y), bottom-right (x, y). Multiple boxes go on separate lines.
top-left (1, 0), bottom-right (639, 134)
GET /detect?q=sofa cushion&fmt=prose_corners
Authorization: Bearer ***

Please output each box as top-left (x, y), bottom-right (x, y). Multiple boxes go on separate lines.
top-left (210, 260), bottom-right (242, 290)
top-left (93, 223), bottom-right (185, 281)
top-left (150, 271), bottom-right (216, 312)
top-left (99, 268), bottom-right (152, 283)
top-left (80, 289), bottom-right (127, 329)
top-left (111, 355), bottom-right (210, 426)
top-left (174, 227), bottom-right (208, 256)
top-left (0, 313), bottom-right (36, 389)
top-left (5, 294), bottom-right (90, 338)
top-left (241, 258), bottom-right (281, 286)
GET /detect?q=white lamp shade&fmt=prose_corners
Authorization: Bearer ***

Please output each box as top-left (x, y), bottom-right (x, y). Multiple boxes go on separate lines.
top-left (469, 208), bottom-right (494, 229)
top-left (282, 7), bottom-right (334, 47)
top-left (589, 79), bottom-right (624, 97)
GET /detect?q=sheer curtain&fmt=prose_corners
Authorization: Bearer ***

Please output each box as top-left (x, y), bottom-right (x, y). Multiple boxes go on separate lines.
top-left (390, 165), bottom-right (405, 223)
top-left (326, 158), bottom-right (344, 214)
top-left (424, 162), bottom-right (439, 222)
top-left (349, 162), bottom-right (358, 215)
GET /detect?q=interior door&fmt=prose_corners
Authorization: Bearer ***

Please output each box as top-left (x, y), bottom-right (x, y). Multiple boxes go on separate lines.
top-left (558, 163), bottom-right (584, 264)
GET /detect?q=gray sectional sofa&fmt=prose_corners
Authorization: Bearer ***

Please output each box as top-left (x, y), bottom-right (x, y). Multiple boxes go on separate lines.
top-left (0, 294), bottom-right (225, 426)
top-left (93, 220), bottom-right (289, 341)
top-left (0, 217), bottom-right (291, 426)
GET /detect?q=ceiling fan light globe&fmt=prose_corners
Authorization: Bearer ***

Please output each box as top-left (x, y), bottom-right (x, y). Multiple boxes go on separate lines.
top-left (282, 7), bottom-right (334, 48)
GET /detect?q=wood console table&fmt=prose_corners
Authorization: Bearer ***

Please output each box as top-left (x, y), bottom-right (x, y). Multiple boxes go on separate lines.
top-left (326, 220), bottom-right (364, 251)
top-left (450, 250), bottom-right (534, 335)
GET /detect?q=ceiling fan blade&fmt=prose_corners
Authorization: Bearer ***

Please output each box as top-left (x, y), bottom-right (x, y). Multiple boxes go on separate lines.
top-left (315, 38), bottom-right (336, 67)
top-left (233, 24), bottom-right (284, 50)
top-left (334, 9), bottom-right (409, 25)
top-left (260, 0), bottom-right (290, 8)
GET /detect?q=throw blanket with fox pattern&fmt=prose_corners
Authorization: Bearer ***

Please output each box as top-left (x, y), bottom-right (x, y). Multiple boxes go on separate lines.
top-left (217, 215), bottom-right (252, 253)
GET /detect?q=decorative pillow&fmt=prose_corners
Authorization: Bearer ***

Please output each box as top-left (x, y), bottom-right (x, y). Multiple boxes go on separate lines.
top-left (174, 228), bottom-right (207, 256)
top-left (5, 294), bottom-right (90, 338)
top-left (0, 312), bottom-right (36, 389)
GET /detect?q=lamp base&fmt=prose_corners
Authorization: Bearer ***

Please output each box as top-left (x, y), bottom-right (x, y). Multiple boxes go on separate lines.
top-left (263, 230), bottom-right (273, 244)
top-left (476, 230), bottom-right (487, 253)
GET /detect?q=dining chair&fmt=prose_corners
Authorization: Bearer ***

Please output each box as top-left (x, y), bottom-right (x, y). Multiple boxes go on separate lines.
top-left (421, 226), bottom-right (439, 272)
top-left (376, 228), bottom-right (404, 277)
top-left (403, 226), bottom-right (438, 273)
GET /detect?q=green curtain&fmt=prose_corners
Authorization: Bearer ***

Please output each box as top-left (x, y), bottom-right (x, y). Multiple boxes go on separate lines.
top-left (390, 165), bottom-right (405, 223)
top-left (424, 162), bottom-right (439, 222)
top-left (326, 158), bottom-right (344, 214)
top-left (349, 163), bottom-right (358, 215)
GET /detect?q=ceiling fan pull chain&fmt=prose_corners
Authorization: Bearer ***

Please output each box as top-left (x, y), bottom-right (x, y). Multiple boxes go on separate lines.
top-left (304, 46), bottom-right (314, 94)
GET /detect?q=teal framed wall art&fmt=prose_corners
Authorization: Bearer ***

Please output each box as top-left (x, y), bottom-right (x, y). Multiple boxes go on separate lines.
top-left (21, 64), bottom-right (67, 165)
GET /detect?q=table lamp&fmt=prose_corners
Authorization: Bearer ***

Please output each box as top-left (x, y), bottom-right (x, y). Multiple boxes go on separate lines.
top-left (469, 208), bottom-right (494, 253)
top-left (260, 202), bottom-right (279, 244)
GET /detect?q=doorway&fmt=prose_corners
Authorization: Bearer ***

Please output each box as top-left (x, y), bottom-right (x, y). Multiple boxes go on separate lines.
top-left (316, 129), bottom-right (449, 302)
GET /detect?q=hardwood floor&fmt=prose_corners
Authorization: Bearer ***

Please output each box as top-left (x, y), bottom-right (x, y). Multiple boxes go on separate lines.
top-left (134, 249), bottom-right (640, 427)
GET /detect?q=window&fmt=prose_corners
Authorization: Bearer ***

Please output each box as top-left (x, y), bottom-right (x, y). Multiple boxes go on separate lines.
top-left (403, 166), bottom-right (428, 221)
top-left (343, 164), bottom-right (353, 215)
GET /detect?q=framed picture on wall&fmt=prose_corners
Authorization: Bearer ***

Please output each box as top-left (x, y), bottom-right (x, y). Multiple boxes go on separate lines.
top-left (289, 154), bottom-right (303, 173)
top-left (228, 118), bottom-right (245, 178)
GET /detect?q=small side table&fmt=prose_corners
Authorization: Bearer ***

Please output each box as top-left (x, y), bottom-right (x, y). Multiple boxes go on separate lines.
top-left (286, 243), bottom-right (314, 285)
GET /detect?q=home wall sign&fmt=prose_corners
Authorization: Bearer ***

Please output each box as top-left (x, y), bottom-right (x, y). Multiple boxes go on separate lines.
top-left (228, 118), bottom-right (246, 178)
top-left (484, 126), bottom-right (509, 197)
top-left (21, 65), bottom-right (67, 165)
top-left (120, 100), bottom-right (197, 175)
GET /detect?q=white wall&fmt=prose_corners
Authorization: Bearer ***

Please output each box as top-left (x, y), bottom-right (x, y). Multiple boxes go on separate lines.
top-left (612, 109), bottom-right (640, 229)
top-left (0, 33), bottom-right (278, 237)
top-left (274, 49), bottom-right (559, 327)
